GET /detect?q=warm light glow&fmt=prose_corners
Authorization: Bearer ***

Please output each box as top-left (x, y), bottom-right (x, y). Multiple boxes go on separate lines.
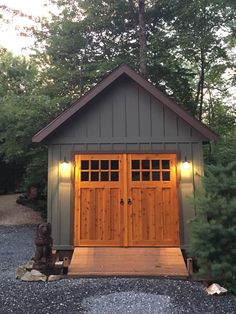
top-left (182, 160), bottom-right (191, 171)
top-left (60, 157), bottom-right (71, 177)
top-left (61, 161), bottom-right (70, 172)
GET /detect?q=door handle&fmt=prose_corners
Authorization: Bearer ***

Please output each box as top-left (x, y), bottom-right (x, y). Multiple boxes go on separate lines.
top-left (128, 198), bottom-right (132, 205)
top-left (120, 198), bottom-right (124, 205)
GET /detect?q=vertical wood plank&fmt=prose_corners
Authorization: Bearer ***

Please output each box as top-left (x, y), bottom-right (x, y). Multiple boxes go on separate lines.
top-left (139, 87), bottom-right (151, 137)
top-left (123, 154), bottom-right (128, 246)
top-left (110, 188), bottom-right (120, 241)
top-left (100, 91), bottom-right (113, 138)
top-left (113, 81), bottom-right (126, 137)
top-left (87, 101), bottom-right (100, 138)
top-left (155, 187), bottom-right (163, 241)
top-left (164, 108), bottom-right (178, 137)
top-left (162, 188), bottom-right (171, 240)
top-left (104, 188), bottom-right (111, 241)
top-left (151, 97), bottom-right (164, 137)
top-left (50, 145), bottom-right (60, 245)
top-left (126, 80), bottom-right (139, 137)
top-left (130, 188), bottom-right (142, 242)
top-left (178, 118), bottom-right (191, 137)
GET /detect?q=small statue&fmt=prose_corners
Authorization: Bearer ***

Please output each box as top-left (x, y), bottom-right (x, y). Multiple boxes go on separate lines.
top-left (33, 223), bottom-right (53, 269)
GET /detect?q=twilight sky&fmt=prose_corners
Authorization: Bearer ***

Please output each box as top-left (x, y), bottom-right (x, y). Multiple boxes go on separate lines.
top-left (0, 0), bottom-right (56, 55)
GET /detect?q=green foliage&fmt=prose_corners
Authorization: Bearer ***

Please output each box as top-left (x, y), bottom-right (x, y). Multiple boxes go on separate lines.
top-left (190, 162), bottom-right (236, 292)
top-left (32, 0), bottom-right (236, 120)
top-left (204, 102), bottom-right (236, 165)
top-left (0, 0), bottom-right (235, 225)
top-left (0, 49), bottom-right (59, 194)
top-left (22, 148), bottom-right (48, 193)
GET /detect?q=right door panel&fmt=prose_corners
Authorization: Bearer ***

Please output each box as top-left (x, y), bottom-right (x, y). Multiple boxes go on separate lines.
top-left (127, 154), bottom-right (179, 246)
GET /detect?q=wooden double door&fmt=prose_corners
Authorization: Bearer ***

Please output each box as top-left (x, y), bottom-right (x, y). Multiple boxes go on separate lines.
top-left (74, 154), bottom-right (179, 247)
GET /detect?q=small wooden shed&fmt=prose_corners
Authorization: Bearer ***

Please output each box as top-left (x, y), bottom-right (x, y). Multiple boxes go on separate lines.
top-left (33, 64), bottom-right (217, 276)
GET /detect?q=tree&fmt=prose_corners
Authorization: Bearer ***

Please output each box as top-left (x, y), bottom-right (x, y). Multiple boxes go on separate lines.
top-left (0, 49), bottom-right (57, 192)
top-left (138, 0), bottom-right (147, 77)
top-left (190, 162), bottom-right (236, 292)
top-left (33, 0), bottom-right (235, 119)
top-left (33, 0), bottom-right (195, 112)
top-left (157, 0), bottom-right (235, 120)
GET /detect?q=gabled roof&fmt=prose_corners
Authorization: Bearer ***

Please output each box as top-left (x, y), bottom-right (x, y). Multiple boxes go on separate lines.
top-left (32, 64), bottom-right (218, 142)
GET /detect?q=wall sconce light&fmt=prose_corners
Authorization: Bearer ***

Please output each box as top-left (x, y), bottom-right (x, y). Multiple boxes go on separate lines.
top-left (182, 156), bottom-right (190, 171)
top-left (61, 157), bottom-right (70, 172)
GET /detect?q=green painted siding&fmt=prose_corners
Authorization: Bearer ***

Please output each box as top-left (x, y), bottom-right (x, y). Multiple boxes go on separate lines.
top-left (46, 77), bottom-right (205, 249)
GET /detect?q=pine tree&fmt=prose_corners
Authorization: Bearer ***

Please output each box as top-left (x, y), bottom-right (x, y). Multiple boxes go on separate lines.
top-left (190, 162), bottom-right (236, 292)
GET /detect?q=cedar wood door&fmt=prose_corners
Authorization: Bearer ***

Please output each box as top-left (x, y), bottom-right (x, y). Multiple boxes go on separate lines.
top-left (74, 154), bottom-right (179, 247)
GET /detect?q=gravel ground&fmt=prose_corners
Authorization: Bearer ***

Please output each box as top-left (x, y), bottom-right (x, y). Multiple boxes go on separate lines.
top-left (0, 194), bottom-right (43, 225)
top-left (0, 225), bottom-right (235, 314)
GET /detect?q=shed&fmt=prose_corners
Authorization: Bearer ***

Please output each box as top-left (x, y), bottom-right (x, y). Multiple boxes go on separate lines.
top-left (33, 64), bottom-right (217, 276)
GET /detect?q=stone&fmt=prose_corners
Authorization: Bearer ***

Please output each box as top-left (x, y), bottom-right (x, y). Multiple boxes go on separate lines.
top-left (48, 275), bottom-right (62, 282)
top-left (21, 271), bottom-right (35, 282)
top-left (21, 270), bottom-right (47, 282)
top-left (207, 283), bottom-right (228, 295)
top-left (16, 260), bottom-right (35, 279)
top-left (25, 260), bottom-right (34, 270)
top-left (16, 266), bottom-right (27, 279)
top-left (31, 269), bottom-right (44, 276)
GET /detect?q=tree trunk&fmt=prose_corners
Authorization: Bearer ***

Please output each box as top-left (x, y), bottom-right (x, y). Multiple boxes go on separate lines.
top-left (199, 48), bottom-right (205, 121)
top-left (195, 48), bottom-right (205, 121)
top-left (138, 0), bottom-right (147, 77)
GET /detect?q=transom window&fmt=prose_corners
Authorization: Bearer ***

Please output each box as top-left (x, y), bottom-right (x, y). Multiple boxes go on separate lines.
top-left (131, 159), bottom-right (171, 182)
top-left (81, 160), bottom-right (119, 182)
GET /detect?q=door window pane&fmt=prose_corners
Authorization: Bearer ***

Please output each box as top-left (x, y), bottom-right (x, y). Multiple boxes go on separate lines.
top-left (101, 172), bottom-right (109, 181)
top-left (101, 160), bottom-right (109, 170)
top-left (132, 171), bottom-right (140, 181)
top-left (91, 160), bottom-right (99, 170)
top-left (111, 160), bottom-right (119, 170)
top-left (111, 172), bottom-right (119, 181)
top-left (142, 172), bottom-right (150, 181)
top-left (81, 160), bottom-right (89, 170)
top-left (142, 160), bottom-right (150, 169)
top-left (152, 171), bottom-right (160, 181)
top-left (91, 172), bottom-right (99, 181)
top-left (152, 160), bottom-right (160, 169)
top-left (162, 160), bottom-right (170, 169)
top-left (81, 172), bottom-right (89, 181)
top-left (162, 171), bottom-right (170, 181)
top-left (132, 160), bottom-right (140, 169)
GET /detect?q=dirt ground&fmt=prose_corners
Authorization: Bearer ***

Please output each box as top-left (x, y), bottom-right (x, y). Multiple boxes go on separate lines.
top-left (0, 194), bottom-right (43, 225)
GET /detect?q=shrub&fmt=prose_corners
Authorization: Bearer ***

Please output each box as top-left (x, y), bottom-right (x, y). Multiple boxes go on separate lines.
top-left (190, 162), bottom-right (236, 292)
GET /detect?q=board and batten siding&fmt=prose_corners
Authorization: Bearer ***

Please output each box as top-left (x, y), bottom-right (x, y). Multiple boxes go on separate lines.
top-left (47, 77), bottom-right (206, 249)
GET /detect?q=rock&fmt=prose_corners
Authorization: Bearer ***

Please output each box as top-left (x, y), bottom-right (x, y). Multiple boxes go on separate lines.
top-left (16, 266), bottom-right (27, 279)
top-left (48, 275), bottom-right (62, 282)
top-left (31, 269), bottom-right (44, 276)
top-left (21, 271), bottom-right (35, 282)
top-left (21, 270), bottom-right (47, 282)
top-left (25, 260), bottom-right (34, 270)
top-left (207, 283), bottom-right (228, 295)
top-left (16, 260), bottom-right (35, 279)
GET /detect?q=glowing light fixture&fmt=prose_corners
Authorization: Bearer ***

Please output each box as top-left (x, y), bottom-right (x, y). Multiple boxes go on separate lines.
top-left (61, 157), bottom-right (70, 172)
top-left (182, 156), bottom-right (190, 171)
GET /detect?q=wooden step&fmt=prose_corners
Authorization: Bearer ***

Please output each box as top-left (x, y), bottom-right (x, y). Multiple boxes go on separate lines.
top-left (68, 247), bottom-right (189, 277)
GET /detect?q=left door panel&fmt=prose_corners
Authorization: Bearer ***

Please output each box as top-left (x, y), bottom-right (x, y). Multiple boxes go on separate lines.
top-left (74, 154), bottom-right (125, 246)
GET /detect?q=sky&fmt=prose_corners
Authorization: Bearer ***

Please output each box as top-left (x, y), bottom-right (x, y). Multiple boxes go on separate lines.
top-left (0, 0), bottom-right (56, 55)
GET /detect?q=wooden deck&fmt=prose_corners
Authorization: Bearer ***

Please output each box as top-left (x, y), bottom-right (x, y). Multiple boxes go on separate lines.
top-left (68, 247), bottom-right (189, 277)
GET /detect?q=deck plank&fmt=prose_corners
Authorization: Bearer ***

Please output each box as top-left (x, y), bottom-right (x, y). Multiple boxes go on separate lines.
top-left (68, 247), bottom-right (189, 277)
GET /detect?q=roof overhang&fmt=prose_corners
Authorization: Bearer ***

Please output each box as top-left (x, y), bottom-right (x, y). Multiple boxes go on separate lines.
top-left (32, 64), bottom-right (218, 143)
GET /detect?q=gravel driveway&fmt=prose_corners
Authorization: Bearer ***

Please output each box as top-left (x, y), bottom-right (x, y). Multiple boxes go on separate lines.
top-left (0, 195), bottom-right (236, 314)
top-left (0, 225), bottom-right (236, 314)
top-left (0, 194), bottom-right (43, 225)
